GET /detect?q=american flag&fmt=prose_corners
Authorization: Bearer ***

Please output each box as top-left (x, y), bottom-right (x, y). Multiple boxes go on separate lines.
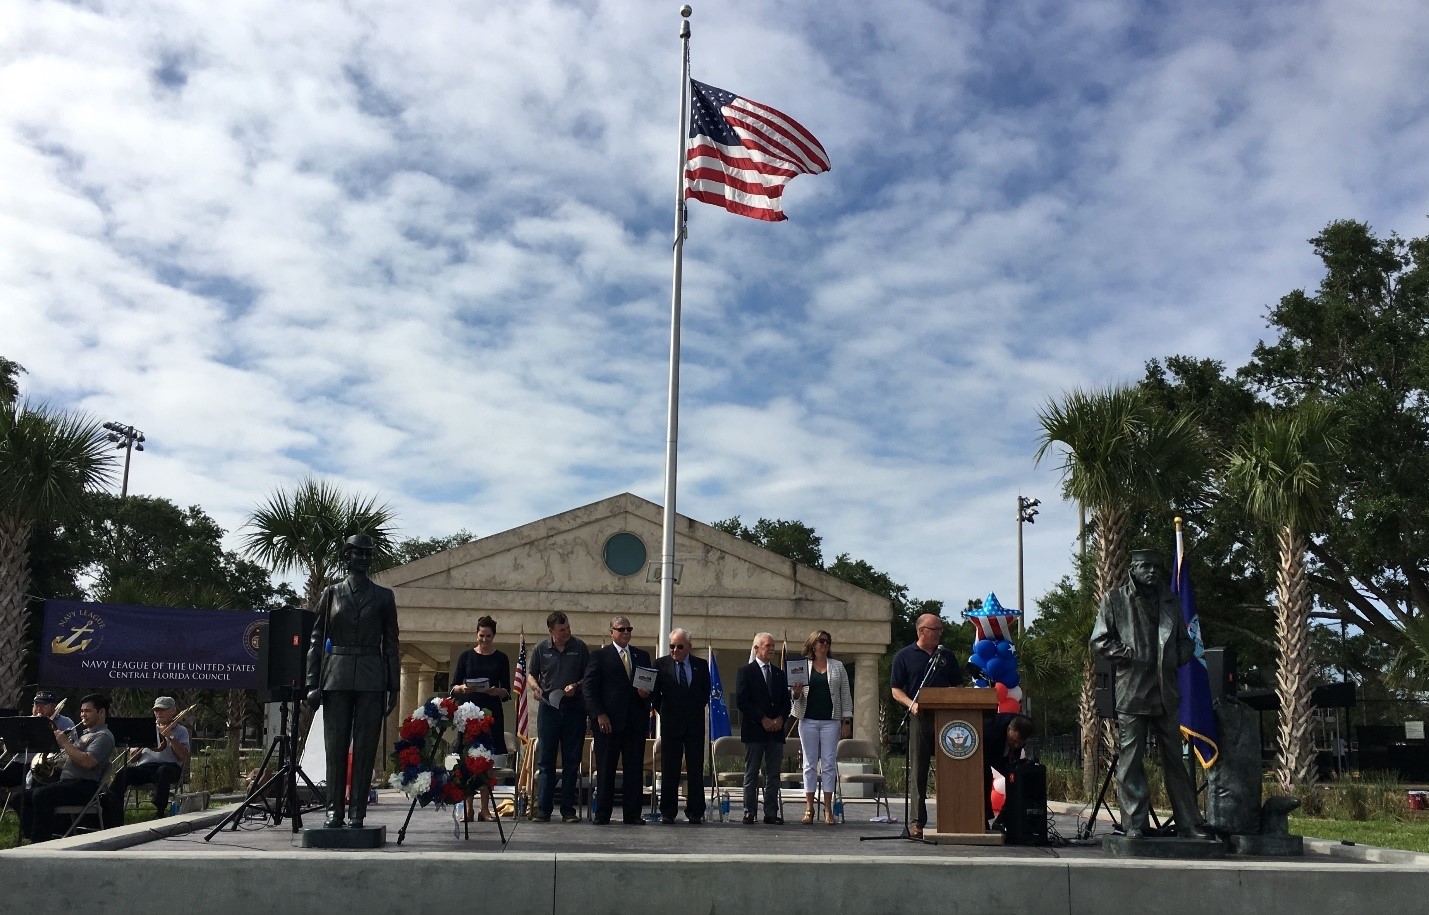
top-left (685, 79), bottom-right (830, 222)
top-left (512, 632), bottom-right (529, 736)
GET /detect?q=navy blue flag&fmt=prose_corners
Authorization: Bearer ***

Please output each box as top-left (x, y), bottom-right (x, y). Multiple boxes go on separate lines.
top-left (708, 647), bottom-right (732, 740)
top-left (1173, 556), bottom-right (1220, 768)
top-left (38, 599), bottom-right (265, 690)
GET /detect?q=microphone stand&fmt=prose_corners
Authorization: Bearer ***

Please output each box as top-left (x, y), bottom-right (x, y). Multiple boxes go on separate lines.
top-left (861, 648), bottom-right (944, 844)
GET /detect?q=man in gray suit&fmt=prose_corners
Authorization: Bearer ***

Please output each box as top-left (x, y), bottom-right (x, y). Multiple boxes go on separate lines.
top-left (306, 535), bottom-right (400, 829)
top-left (1090, 549), bottom-right (1213, 839)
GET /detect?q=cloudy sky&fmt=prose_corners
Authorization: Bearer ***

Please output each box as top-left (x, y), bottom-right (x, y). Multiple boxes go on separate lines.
top-left (6, 0), bottom-right (1428, 621)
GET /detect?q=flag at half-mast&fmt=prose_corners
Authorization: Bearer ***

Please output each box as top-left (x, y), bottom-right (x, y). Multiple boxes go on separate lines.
top-left (685, 79), bottom-right (830, 222)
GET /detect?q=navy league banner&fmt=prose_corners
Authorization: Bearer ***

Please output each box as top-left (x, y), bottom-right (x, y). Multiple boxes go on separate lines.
top-left (38, 600), bottom-right (265, 690)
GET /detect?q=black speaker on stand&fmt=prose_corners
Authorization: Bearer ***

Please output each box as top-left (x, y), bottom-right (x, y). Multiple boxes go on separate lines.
top-left (1204, 647), bottom-right (1237, 700)
top-left (1093, 655), bottom-right (1117, 719)
top-left (257, 607), bottom-right (316, 704)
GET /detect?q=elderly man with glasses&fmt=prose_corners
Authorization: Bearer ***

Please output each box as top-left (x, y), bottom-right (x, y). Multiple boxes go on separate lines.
top-left (650, 628), bottom-right (711, 824)
top-left (889, 613), bottom-right (963, 839)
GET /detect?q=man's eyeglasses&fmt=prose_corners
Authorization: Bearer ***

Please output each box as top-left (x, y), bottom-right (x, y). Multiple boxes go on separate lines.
top-left (612, 627), bottom-right (633, 633)
top-left (917, 626), bottom-right (944, 633)
top-left (669, 644), bottom-right (688, 650)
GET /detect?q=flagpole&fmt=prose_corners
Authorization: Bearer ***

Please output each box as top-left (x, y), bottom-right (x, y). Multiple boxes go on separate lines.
top-left (658, 5), bottom-right (693, 660)
top-left (1174, 515), bottom-right (1184, 574)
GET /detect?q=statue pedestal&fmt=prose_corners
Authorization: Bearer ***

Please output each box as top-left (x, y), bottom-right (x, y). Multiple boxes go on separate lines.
top-left (1103, 834), bottom-right (1226, 859)
top-left (302, 825), bottom-right (386, 849)
top-left (1230, 833), bottom-right (1304, 856)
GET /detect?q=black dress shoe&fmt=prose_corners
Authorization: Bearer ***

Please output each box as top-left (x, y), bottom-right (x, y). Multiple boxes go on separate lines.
top-left (688, 816), bottom-right (704, 825)
top-left (592, 817), bottom-right (610, 825)
top-left (623, 817), bottom-right (646, 825)
top-left (742, 813), bottom-right (756, 825)
top-left (764, 815), bottom-right (783, 825)
top-left (532, 814), bottom-right (551, 823)
top-left (563, 814), bottom-right (582, 823)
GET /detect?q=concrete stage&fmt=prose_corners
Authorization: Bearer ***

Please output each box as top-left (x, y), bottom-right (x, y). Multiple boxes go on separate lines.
top-left (4, 791), bottom-right (1427, 914)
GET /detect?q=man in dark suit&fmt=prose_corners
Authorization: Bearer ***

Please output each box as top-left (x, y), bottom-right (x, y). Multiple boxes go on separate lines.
top-left (305, 534), bottom-right (400, 830)
top-left (735, 632), bottom-right (791, 824)
top-left (650, 627), bottom-right (710, 824)
top-left (582, 615), bottom-right (652, 825)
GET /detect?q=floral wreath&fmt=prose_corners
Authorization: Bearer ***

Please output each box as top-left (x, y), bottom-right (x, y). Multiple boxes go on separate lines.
top-left (389, 696), bottom-right (497, 807)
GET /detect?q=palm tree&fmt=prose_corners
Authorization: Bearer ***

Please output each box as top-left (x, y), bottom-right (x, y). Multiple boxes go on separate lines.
top-left (0, 402), bottom-right (114, 705)
top-left (1035, 385), bottom-right (1211, 795)
top-left (1225, 402), bottom-right (1341, 789)
top-left (241, 476), bottom-right (397, 609)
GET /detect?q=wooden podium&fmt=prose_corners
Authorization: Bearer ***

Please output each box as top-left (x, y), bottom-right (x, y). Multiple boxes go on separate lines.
top-left (917, 687), bottom-right (1001, 844)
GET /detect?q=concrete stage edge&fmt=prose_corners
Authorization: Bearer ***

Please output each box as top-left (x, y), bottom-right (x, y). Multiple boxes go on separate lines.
top-left (5, 803), bottom-right (1429, 914)
top-left (6, 847), bottom-right (1429, 915)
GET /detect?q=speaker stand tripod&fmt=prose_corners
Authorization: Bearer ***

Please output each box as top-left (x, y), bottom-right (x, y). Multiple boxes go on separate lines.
top-left (205, 692), bottom-right (323, 840)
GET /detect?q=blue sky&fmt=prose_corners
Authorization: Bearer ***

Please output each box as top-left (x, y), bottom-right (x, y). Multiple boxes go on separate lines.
top-left (5, 0), bottom-right (1428, 621)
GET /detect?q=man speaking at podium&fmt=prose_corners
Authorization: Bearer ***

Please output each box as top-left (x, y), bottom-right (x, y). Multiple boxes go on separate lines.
top-left (890, 614), bottom-right (963, 839)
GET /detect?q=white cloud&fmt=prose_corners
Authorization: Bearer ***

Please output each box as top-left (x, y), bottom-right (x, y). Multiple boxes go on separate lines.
top-left (4, 0), bottom-right (1428, 624)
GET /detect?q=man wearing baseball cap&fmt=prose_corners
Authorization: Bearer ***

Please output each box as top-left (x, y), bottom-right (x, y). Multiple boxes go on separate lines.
top-left (102, 696), bottom-right (190, 825)
top-left (0, 691), bottom-right (75, 791)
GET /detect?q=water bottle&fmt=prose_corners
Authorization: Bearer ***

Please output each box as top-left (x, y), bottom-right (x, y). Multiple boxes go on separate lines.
top-left (719, 791), bottom-right (731, 817)
top-left (170, 800), bottom-right (181, 816)
top-left (834, 798), bottom-right (844, 820)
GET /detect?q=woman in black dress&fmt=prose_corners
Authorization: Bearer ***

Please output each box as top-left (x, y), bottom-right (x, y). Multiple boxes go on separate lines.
top-left (451, 615), bottom-right (511, 821)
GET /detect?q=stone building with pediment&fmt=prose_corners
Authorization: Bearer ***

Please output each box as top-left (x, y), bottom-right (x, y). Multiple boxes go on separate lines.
top-left (375, 493), bottom-right (892, 742)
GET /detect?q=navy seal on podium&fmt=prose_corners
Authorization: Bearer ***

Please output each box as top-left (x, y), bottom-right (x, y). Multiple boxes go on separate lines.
top-left (303, 534), bottom-right (400, 847)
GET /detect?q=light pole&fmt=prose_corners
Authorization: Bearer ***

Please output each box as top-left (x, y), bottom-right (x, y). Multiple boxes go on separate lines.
top-left (1016, 494), bottom-right (1040, 636)
top-left (102, 421), bottom-right (145, 497)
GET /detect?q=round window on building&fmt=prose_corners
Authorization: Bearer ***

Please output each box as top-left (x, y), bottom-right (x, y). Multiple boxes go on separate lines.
top-left (603, 532), bottom-right (648, 577)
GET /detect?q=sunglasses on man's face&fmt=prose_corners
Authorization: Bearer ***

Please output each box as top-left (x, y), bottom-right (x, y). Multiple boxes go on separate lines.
top-left (612, 627), bottom-right (633, 633)
top-left (669, 644), bottom-right (688, 650)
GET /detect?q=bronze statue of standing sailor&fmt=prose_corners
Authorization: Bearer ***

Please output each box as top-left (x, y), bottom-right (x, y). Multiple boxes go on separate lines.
top-left (1090, 549), bottom-right (1215, 841)
top-left (306, 534), bottom-right (400, 831)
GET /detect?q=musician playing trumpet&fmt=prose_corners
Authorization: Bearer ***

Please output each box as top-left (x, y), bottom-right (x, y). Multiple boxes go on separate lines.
top-left (102, 696), bottom-right (191, 826)
top-left (20, 693), bottom-right (115, 843)
top-left (0, 690), bottom-right (75, 791)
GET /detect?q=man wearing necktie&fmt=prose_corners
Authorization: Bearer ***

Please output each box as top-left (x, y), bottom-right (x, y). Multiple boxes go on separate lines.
top-left (582, 616), bottom-right (653, 825)
top-left (651, 628), bottom-right (711, 824)
top-left (735, 632), bottom-right (791, 824)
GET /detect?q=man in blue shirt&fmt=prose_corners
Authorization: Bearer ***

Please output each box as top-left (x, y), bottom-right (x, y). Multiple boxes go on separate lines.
top-left (889, 614), bottom-right (962, 839)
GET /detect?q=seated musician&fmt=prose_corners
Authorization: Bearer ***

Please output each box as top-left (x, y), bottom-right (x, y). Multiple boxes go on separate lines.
top-left (102, 696), bottom-right (190, 825)
top-left (0, 690), bottom-right (75, 791)
top-left (20, 693), bottom-right (115, 843)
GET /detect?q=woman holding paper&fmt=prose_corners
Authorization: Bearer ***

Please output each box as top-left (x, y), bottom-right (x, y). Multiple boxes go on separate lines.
top-left (791, 629), bottom-right (853, 825)
top-left (451, 615), bottom-right (511, 821)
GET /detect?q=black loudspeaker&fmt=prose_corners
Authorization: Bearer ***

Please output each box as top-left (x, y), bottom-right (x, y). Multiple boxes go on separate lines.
top-left (1004, 759), bottom-right (1049, 846)
top-left (1093, 655), bottom-right (1116, 719)
top-left (1204, 647), bottom-right (1237, 700)
top-left (257, 607), bottom-right (316, 703)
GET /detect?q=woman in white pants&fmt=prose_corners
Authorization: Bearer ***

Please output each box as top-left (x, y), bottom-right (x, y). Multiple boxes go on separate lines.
top-left (790, 629), bottom-right (853, 825)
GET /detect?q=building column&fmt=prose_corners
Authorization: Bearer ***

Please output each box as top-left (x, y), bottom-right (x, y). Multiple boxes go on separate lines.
top-left (397, 660), bottom-right (420, 725)
top-left (417, 669), bottom-right (436, 706)
top-left (853, 654), bottom-right (880, 743)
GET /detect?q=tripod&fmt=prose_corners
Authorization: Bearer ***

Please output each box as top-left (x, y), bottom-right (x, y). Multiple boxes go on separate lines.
top-left (1076, 739), bottom-right (1167, 840)
top-left (205, 691), bottom-right (323, 840)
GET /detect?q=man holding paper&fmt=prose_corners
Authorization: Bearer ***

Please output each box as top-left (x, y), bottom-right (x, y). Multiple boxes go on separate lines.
top-left (582, 615), bottom-right (652, 825)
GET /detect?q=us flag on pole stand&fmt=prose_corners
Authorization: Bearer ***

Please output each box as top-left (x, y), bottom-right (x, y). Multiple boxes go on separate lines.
top-left (513, 633), bottom-right (529, 736)
top-left (685, 79), bottom-right (830, 221)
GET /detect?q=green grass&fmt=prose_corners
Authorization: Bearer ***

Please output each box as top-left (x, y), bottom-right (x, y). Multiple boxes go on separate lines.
top-left (1290, 816), bottom-right (1429, 854)
top-left (1, 802), bottom-right (166, 847)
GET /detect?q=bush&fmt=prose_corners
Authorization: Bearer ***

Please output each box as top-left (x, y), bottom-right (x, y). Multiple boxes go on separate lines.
top-left (190, 747), bottom-right (241, 793)
top-left (1268, 772), bottom-right (1407, 822)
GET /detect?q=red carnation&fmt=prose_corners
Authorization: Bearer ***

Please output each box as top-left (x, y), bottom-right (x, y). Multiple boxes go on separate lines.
top-left (463, 716), bottom-right (494, 740)
top-left (398, 746), bottom-right (422, 768)
top-left (438, 697), bottom-right (457, 716)
top-left (466, 755), bottom-right (494, 776)
top-left (399, 718), bottom-right (429, 741)
top-left (441, 780), bottom-right (464, 803)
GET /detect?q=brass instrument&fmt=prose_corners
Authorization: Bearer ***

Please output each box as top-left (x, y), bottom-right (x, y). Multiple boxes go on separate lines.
top-left (29, 723), bottom-right (81, 785)
top-left (128, 701), bottom-right (202, 763)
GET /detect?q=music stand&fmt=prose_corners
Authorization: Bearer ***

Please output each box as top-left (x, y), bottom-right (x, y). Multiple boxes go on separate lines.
top-left (0, 717), bottom-right (60, 757)
top-left (106, 717), bottom-right (159, 750)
